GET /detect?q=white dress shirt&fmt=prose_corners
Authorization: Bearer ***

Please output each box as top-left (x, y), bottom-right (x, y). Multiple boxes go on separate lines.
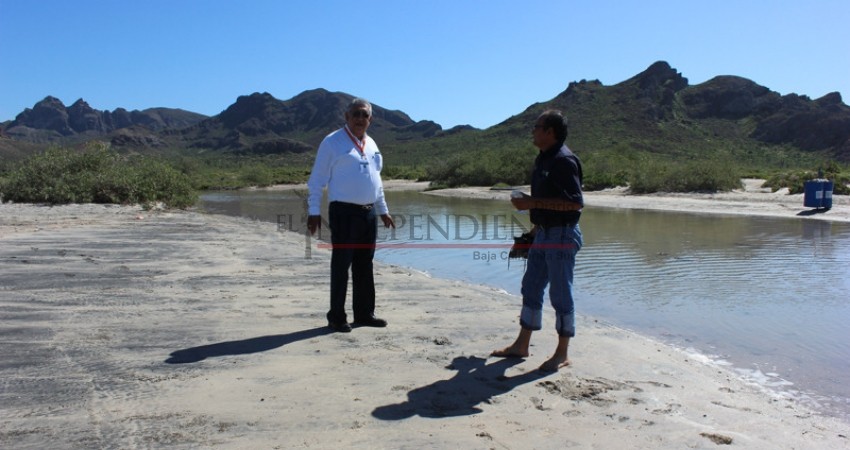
top-left (307, 125), bottom-right (388, 216)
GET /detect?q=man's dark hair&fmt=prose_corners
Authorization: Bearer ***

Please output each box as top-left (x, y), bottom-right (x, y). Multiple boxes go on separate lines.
top-left (540, 110), bottom-right (569, 144)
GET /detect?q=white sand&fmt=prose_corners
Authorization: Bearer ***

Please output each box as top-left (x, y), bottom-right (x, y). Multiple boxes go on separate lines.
top-left (1, 189), bottom-right (848, 448)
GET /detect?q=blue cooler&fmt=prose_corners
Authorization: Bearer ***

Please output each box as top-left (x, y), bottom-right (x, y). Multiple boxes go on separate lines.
top-left (804, 179), bottom-right (829, 209)
top-left (823, 180), bottom-right (834, 209)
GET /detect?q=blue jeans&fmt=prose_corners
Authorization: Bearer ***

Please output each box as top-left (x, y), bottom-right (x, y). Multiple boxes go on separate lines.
top-left (520, 225), bottom-right (582, 337)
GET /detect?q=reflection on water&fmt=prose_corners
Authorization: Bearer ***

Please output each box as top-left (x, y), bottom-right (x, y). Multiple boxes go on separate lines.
top-left (576, 208), bottom-right (850, 422)
top-left (198, 189), bottom-right (850, 420)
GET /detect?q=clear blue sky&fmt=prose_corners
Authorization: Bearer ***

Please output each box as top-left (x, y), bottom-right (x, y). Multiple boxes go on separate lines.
top-left (2, 0), bottom-right (848, 129)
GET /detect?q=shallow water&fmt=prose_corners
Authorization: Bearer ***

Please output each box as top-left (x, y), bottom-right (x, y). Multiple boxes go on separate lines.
top-left (198, 189), bottom-right (850, 421)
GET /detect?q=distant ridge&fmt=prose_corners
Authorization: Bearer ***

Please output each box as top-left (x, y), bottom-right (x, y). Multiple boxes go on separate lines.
top-left (467, 61), bottom-right (850, 163)
top-left (173, 89), bottom-right (442, 154)
top-left (2, 97), bottom-right (207, 145)
top-left (1, 61), bottom-right (848, 162)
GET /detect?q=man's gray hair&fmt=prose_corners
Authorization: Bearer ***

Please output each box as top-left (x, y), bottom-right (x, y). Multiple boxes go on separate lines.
top-left (348, 97), bottom-right (372, 113)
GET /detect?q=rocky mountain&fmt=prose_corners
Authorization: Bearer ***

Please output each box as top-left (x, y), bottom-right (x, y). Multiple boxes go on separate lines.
top-left (0, 90), bottom-right (445, 157)
top-left (453, 61), bottom-right (850, 164)
top-left (681, 74), bottom-right (850, 154)
top-left (2, 97), bottom-right (207, 145)
top-left (1, 62), bottom-right (848, 164)
top-left (171, 89), bottom-right (443, 155)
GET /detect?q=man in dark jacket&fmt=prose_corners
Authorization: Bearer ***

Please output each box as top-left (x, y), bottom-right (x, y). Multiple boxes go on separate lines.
top-left (492, 110), bottom-right (583, 372)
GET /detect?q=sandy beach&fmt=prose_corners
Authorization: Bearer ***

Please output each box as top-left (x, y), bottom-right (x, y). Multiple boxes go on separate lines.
top-left (1, 182), bottom-right (849, 449)
top-left (420, 179), bottom-right (850, 223)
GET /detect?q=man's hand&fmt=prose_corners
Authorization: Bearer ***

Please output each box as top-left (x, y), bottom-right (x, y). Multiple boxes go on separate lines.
top-left (307, 215), bottom-right (322, 235)
top-left (380, 214), bottom-right (395, 229)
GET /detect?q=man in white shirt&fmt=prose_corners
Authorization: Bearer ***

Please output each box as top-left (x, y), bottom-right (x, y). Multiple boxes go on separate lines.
top-left (306, 98), bottom-right (395, 332)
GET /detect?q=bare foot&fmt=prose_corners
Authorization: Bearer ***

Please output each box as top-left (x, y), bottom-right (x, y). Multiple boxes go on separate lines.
top-left (539, 355), bottom-right (570, 372)
top-left (490, 345), bottom-right (529, 358)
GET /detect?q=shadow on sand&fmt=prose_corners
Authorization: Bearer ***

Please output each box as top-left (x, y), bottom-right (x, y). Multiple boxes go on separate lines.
top-left (797, 208), bottom-right (831, 216)
top-left (165, 326), bottom-right (333, 364)
top-left (372, 355), bottom-right (550, 419)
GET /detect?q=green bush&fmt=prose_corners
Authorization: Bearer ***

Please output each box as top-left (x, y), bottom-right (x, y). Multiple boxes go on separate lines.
top-left (424, 146), bottom-right (536, 188)
top-left (381, 164), bottom-right (426, 181)
top-left (764, 162), bottom-right (850, 195)
top-left (179, 156), bottom-right (313, 190)
top-left (763, 171), bottom-right (810, 194)
top-left (238, 163), bottom-right (274, 187)
top-left (628, 159), bottom-right (741, 194)
top-left (581, 149), bottom-right (631, 190)
top-left (0, 145), bottom-right (197, 208)
top-left (423, 145), bottom-right (747, 194)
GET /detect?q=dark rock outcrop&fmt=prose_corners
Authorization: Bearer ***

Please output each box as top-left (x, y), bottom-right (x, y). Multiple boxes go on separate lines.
top-left (680, 76), bottom-right (779, 119)
top-left (626, 61), bottom-right (689, 120)
top-left (109, 126), bottom-right (167, 148)
top-left (751, 92), bottom-right (850, 152)
top-left (4, 97), bottom-right (207, 144)
top-left (679, 75), bottom-right (850, 154)
top-left (176, 89), bottom-right (442, 154)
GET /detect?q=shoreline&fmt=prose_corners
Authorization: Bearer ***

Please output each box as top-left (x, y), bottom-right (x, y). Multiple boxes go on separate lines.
top-left (1, 202), bottom-right (848, 448)
top-left (266, 178), bottom-right (850, 222)
top-left (413, 179), bottom-right (850, 223)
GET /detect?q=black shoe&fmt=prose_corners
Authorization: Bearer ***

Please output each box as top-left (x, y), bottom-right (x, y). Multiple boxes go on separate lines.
top-left (353, 316), bottom-right (387, 328)
top-left (328, 321), bottom-right (352, 333)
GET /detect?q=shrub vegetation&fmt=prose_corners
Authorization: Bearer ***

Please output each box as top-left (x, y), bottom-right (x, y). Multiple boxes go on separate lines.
top-left (410, 134), bottom-right (847, 194)
top-left (424, 146), bottom-right (536, 189)
top-left (627, 158), bottom-right (742, 193)
top-left (0, 144), bottom-right (197, 208)
top-left (763, 161), bottom-right (850, 195)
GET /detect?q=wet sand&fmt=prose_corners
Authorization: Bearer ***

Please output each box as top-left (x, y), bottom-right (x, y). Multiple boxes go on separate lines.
top-left (1, 189), bottom-right (848, 448)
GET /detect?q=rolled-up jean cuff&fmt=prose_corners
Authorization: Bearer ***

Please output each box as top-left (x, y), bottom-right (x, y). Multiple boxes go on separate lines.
top-left (520, 306), bottom-right (543, 331)
top-left (555, 313), bottom-right (575, 337)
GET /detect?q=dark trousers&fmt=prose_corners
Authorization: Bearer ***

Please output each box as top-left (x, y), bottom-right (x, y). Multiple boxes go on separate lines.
top-left (328, 201), bottom-right (377, 323)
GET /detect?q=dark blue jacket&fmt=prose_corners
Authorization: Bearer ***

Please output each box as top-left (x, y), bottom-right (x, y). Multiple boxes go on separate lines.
top-left (530, 143), bottom-right (583, 227)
